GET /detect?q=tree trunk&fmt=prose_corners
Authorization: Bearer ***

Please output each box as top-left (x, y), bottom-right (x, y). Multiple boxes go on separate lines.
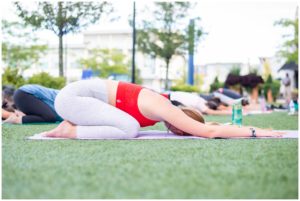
top-left (58, 34), bottom-right (64, 77)
top-left (58, 2), bottom-right (64, 77)
top-left (251, 85), bottom-right (259, 104)
top-left (165, 60), bottom-right (170, 90)
top-left (267, 89), bottom-right (274, 103)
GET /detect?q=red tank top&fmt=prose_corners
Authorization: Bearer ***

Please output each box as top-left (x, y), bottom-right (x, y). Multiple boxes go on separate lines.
top-left (115, 81), bottom-right (169, 127)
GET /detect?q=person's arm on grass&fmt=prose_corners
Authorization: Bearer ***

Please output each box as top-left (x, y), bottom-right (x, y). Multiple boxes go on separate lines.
top-left (203, 108), bottom-right (232, 115)
top-left (156, 99), bottom-right (282, 138)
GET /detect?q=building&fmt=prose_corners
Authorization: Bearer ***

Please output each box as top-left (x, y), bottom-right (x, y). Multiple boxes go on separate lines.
top-left (25, 29), bottom-right (185, 92)
top-left (23, 30), bottom-right (287, 93)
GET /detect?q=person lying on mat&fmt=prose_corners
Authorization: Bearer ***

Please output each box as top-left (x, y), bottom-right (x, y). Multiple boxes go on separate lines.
top-left (202, 88), bottom-right (249, 106)
top-left (43, 78), bottom-right (283, 139)
top-left (2, 84), bottom-right (63, 124)
top-left (170, 90), bottom-right (254, 115)
top-left (2, 85), bottom-right (16, 120)
top-left (170, 91), bottom-right (233, 115)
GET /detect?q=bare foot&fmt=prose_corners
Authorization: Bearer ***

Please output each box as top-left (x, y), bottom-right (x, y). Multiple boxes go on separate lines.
top-left (44, 120), bottom-right (77, 138)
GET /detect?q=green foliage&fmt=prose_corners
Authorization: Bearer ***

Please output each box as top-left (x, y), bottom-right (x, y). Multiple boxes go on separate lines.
top-left (2, 20), bottom-right (48, 71)
top-left (170, 84), bottom-right (200, 92)
top-left (263, 75), bottom-right (281, 101)
top-left (2, 68), bottom-right (26, 88)
top-left (79, 49), bottom-right (131, 78)
top-left (209, 77), bottom-right (224, 93)
top-left (186, 18), bottom-right (205, 55)
top-left (249, 67), bottom-right (259, 75)
top-left (136, 2), bottom-right (204, 90)
top-left (229, 65), bottom-right (241, 76)
top-left (2, 68), bottom-right (66, 89)
top-left (14, 2), bottom-right (112, 76)
top-left (132, 65), bottom-right (143, 85)
top-left (27, 72), bottom-right (66, 89)
top-left (274, 12), bottom-right (298, 64)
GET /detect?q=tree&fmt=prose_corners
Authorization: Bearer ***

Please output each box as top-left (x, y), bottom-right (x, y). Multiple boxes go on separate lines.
top-left (274, 7), bottom-right (298, 64)
top-left (186, 18), bottom-right (204, 56)
top-left (15, 2), bottom-right (112, 77)
top-left (2, 20), bottom-right (47, 72)
top-left (79, 48), bottom-right (142, 84)
top-left (79, 49), bottom-right (130, 77)
top-left (136, 2), bottom-right (203, 90)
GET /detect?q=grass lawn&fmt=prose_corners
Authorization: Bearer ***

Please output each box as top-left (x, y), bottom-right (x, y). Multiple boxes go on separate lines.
top-left (2, 112), bottom-right (298, 199)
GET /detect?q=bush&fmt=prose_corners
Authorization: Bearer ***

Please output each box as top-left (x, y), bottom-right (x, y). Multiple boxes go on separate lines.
top-left (209, 77), bottom-right (224, 92)
top-left (229, 66), bottom-right (241, 76)
top-left (241, 74), bottom-right (264, 88)
top-left (249, 67), bottom-right (259, 75)
top-left (170, 84), bottom-right (200, 93)
top-left (224, 74), bottom-right (241, 87)
top-left (241, 74), bottom-right (264, 94)
top-left (27, 72), bottom-right (66, 89)
top-left (262, 75), bottom-right (280, 101)
top-left (2, 68), bottom-right (26, 88)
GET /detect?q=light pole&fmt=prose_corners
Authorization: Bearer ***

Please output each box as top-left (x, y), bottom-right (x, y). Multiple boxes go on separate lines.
top-left (131, 1), bottom-right (136, 83)
top-left (187, 19), bottom-right (195, 85)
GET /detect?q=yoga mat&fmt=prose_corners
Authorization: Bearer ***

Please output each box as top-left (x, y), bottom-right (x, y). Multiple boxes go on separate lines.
top-left (244, 110), bottom-right (273, 115)
top-left (27, 130), bottom-right (298, 140)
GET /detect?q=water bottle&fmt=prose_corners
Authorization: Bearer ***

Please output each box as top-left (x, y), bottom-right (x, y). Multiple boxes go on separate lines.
top-left (232, 101), bottom-right (242, 127)
top-left (294, 100), bottom-right (298, 112)
top-left (289, 100), bottom-right (295, 115)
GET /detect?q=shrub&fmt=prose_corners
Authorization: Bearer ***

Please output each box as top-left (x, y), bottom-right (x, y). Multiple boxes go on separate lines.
top-left (2, 68), bottom-right (26, 88)
top-left (27, 72), bottom-right (66, 89)
top-left (241, 74), bottom-right (264, 88)
top-left (229, 66), bottom-right (241, 76)
top-left (262, 75), bottom-right (280, 101)
top-left (224, 74), bottom-right (241, 87)
top-left (241, 74), bottom-right (264, 94)
top-left (210, 77), bottom-right (224, 92)
top-left (249, 67), bottom-right (259, 75)
top-left (170, 84), bottom-right (200, 93)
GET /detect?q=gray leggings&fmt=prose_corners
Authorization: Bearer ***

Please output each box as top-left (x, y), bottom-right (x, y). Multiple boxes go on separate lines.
top-left (54, 79), bottom-right (140, 139)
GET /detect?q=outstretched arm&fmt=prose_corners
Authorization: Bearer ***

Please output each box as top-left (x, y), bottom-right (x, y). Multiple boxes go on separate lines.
top-left (204, 108), bottom-right (232, 115)
top-left (156, 99), bottom-right (282, 138)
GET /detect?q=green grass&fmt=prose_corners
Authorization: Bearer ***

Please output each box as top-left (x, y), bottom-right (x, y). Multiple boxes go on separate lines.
top-left (2, 112), bottom-right (298, 199)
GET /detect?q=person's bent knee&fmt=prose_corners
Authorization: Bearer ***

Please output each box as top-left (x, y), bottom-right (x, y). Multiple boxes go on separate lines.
top-left (122, 121), bottom-right (140, 138)
top-left (54, 92), bottom-right (71, 120)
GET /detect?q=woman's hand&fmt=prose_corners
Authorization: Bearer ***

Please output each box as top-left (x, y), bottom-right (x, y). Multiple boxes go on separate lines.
top-left (237, 125), bottom-right (284, 138)
top-left (14, 110), bottom-right (25, 117)
top-left (255, 128), bottom-right (285, 138)
top-left (3, 112), bottom-right (22, 124)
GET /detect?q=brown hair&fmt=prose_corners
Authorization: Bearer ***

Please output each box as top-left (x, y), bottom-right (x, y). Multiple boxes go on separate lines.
top-left (181, 107), bottom-right (205, 124)
top-left (166, 107), bottom-right (205, 136)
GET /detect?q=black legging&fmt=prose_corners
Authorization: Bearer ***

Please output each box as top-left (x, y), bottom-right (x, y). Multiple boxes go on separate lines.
top-left (14, 90), bottom-right (57, 123)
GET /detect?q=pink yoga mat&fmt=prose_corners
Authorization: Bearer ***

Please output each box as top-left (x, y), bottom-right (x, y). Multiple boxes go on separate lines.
top-left (27, 130), bottom-right (298, 140)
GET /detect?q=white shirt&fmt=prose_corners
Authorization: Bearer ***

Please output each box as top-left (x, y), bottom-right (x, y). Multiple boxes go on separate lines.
top-left (170, 91), bottom-right (209, 112)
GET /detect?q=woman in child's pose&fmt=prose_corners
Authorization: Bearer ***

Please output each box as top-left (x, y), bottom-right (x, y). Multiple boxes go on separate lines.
top-left (44, 78), bottom-right (282, 139)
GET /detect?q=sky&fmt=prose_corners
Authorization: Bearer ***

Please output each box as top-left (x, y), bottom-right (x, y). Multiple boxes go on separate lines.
top-left (1, 0), bottom-right (298, 65)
